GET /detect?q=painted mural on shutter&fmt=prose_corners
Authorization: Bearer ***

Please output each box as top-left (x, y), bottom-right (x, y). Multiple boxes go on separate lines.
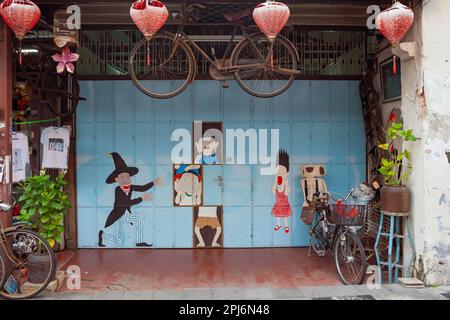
top-left (76, 80), bottom-right (366, 248)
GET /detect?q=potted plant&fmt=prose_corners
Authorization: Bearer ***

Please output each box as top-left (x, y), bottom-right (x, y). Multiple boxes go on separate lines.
top-left (378, 113), bottom-right (417, 213)
top-left (17, 170), bottom-right (71, 283)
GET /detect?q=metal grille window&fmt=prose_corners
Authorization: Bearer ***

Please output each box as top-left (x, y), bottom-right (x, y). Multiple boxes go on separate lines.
top-left (77, 28), bottom-right (366, 78)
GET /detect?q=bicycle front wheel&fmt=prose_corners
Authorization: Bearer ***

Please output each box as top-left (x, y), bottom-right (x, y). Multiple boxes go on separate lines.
top-left (232, 34), bottom-right (298, 98)
top-left (0, 229), bottom-right (56, 300)
top-left (309, 211), bottom-right (327, 256)
top-left (333, 230), bottom-right (367, 285)
top-left (129, 35), bottom-right (196, 99)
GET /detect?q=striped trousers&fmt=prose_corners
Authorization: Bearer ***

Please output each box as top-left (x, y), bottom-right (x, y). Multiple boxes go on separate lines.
top-left (102, 212), bottom-right (144, 247)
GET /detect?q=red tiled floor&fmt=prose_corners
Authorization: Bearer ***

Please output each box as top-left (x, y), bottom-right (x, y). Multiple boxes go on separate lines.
top-left (60, 248), bottom-right (343, 292)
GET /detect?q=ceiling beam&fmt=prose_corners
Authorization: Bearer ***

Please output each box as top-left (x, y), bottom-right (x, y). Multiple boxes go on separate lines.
top-left (34, 0), bottom-right (395, 27)
top-left (35, 0), bottom-right (393, 5)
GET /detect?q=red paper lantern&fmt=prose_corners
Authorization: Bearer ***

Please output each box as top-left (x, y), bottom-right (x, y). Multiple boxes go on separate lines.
top-left (376, 1), bottom-right (414, 74)
top-left (253, 1), bottom-right (290, 42)
top-left (0, 0), bottom-right (41, 64)
top-left (0, 0), bottom-right (40, 40)
top-left (130, 0), bottom-right (168, 40)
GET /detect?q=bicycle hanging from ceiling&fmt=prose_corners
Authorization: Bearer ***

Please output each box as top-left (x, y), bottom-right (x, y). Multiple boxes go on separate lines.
top-left (128, 0), bottom-right (300, 99)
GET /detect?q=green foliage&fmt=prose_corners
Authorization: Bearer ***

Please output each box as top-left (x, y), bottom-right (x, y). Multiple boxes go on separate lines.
top-left (378, 120), bottom-right (417, 186)
top-left (18, 170), bottom-right (71, 248)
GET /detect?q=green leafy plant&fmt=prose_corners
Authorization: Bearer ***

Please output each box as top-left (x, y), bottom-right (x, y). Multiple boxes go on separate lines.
top-left (18, 170), bottom-right (71, 248)
top-left (378, 113), bottom-right (417, 186)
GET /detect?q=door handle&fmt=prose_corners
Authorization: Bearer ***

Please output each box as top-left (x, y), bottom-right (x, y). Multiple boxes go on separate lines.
top-left (213, 175), bottom-right (223, 187)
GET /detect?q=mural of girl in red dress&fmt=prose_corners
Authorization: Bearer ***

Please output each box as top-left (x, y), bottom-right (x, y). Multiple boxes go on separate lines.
top-left (272, 150), bottom-right (292, 234)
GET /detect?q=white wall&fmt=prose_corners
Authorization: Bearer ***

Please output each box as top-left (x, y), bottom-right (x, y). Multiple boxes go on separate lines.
top-left (396, 0), bottom-right (450, 286)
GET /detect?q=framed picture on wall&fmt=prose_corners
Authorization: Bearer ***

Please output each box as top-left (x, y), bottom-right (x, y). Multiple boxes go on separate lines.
top-left (379, 58), bottom-right (402, 103)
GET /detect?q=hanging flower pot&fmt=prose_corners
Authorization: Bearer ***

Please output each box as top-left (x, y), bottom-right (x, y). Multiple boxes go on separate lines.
top-left (253, 1), bottom-right (290, 42)
top-left (375, 1), bottom-right (414, 74)
top-left (0, 0), bottom-right (41, 64)
top-left (130, 0), bottom-right (168, 40)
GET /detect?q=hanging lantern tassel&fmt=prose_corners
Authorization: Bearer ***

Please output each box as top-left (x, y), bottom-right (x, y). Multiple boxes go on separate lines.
top-left (269, 42), bottom-right (274, 69)
top-left (393, 54), bottom-right (397, 75)
top-left (147, 44), bottom-right (151, 66)
top-left (19, 41), bottom-right (23, 65)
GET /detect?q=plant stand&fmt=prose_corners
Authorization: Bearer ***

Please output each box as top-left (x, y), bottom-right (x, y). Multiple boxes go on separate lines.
top-left (374, 211), bottom-right (414, 284)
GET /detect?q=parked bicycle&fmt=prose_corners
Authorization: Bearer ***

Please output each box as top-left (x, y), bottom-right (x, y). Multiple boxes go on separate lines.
top-left (308, 189), bottom-right (368, 285)
top-left (129, 6), bottom-right (300, 99)
top-left (0, 202), bottom-right (56, 299)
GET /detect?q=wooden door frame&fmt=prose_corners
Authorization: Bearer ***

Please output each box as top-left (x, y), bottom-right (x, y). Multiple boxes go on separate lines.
top-left (0, 21), bottom-right (13, 228)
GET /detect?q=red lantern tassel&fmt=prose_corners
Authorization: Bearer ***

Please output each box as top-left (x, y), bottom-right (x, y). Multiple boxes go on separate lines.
top-left (393, 55), bottom-right (397, 75)
top-left (147, 46), bottom-right (151, 66)
top-left (19, 41), bottom-right (23, 65)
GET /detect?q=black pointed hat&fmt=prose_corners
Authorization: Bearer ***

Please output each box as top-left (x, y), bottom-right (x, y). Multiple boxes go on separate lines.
top-left (106, 152), bottom-right (139, 184)
top-left (277, 149), bottom-right (290, 172)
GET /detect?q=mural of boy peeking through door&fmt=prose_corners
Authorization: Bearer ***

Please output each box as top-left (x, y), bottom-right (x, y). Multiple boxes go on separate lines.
top-left (98, 152), bottom-right (164, 248)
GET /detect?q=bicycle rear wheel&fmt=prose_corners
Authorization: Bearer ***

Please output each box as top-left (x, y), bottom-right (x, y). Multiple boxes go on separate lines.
top-left (232, 34), bottom-right (298, 98)
top-left (0, 248), bottom-right (7, 291)
top-left (333, 230), bottom-right (367, 285)
top-left (129, 35), bottom-right (196, 99)
top-left (41, 71), bottom-right (82, 119)
top-left (0, 229), bottom-right (56, 300)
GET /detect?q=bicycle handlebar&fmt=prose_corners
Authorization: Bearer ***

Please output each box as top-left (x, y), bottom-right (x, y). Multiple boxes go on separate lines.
top-left (326, 189), bottom-right (355, 203)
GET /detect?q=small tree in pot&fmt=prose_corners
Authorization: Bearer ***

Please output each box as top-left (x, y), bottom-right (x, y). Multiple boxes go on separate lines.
top-left (378, 113), bottom-right (417, 214)
top-left (17, 170), bottom-right (71, 283)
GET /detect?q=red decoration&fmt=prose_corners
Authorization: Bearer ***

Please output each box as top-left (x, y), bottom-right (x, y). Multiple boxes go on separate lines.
top-left (253, 1), bottom-right (290, 42)
top-left (376, 1), bottom-right (414, 74)
top-left (389, 112), bottom-right (397, 123)
top-left (0, 0), bottom-right (40, 40)
top-left (130, 0), bottom-right (168, 40)
top-left (0, 0), bottom-right (41, 64)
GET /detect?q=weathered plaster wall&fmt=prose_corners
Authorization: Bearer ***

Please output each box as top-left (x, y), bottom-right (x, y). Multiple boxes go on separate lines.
top-left (398, 0), bottom-right (450, 286)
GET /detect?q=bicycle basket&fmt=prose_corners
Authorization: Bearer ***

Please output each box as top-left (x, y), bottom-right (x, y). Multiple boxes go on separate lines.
top-left (329, 204), bottom-right (366, 226)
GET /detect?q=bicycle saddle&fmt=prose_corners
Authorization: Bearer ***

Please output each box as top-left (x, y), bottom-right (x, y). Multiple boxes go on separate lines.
top-left (224, 7), bottom-right (252, 23)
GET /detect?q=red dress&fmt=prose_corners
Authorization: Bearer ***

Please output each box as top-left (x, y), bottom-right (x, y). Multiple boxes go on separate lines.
top-left (272, 189), bottom-right (292, 218)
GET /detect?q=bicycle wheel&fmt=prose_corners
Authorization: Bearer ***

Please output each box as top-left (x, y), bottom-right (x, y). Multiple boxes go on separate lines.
top-left (333, 230), bottom-right (367, 285)
top-left (129, 34), bottom-right (196, 99)
top-left (0, 248), bottom-right (7, 291)
top-left (232, 34), bottom-right (298, 98)
top-left (41, 71), bottom-right (82, 119)
top-left (309, 211), bottom-right (327, 256)
top-left (0, 229), bottom-right (56, 299)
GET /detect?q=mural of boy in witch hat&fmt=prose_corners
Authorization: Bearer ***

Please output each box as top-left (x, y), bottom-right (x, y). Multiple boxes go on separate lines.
top-left (272, 150), bottom-right (292, 234)
top-left (98, 152), bottom-right (164, 248)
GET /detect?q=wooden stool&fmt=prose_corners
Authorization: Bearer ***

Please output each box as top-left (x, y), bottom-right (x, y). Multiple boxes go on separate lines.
top-left (374, 210), bottom-right (413, 284)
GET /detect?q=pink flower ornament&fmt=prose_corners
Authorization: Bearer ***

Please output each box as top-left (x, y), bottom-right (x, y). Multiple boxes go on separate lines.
top-left (52, 46), bottom-right (79, 74)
